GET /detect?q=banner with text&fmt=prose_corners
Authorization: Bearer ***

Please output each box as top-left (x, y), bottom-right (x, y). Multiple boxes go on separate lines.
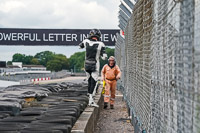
top-left (0, 28), bottom-right (119, 46)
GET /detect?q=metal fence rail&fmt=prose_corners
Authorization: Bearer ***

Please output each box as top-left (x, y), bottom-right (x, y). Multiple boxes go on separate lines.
top-left (115, 0), bottom-right (200, 132)
top-left (0, 70), bottom-right (72, 83)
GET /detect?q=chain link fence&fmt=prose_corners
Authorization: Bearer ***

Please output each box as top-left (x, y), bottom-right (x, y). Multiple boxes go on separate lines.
top-left (115, 0), bottom-right (200, 132)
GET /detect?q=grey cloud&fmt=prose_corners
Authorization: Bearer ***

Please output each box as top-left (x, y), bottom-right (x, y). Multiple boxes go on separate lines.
top-left (0, 0), bottom-right (120, 29)
top-left (0, 0), bottom-right (119, 61)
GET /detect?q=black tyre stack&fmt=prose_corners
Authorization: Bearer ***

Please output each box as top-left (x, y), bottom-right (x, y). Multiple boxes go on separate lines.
top-left (0, 82), bottom-right (88, 133)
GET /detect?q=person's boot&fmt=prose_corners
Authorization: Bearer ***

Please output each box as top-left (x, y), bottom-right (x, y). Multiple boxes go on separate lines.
top-left (110, 104), bottom-right (114, 109)
top-left (104, 102), bottom-right (108, 109)
top-left (88, 94), bottom-right (99, 107)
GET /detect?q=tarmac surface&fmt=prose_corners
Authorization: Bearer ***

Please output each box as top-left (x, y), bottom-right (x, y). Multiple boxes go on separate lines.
top-left (95, 90), bottom-right (134, 133)
top-left (0, 80), bottom-right (20, 87)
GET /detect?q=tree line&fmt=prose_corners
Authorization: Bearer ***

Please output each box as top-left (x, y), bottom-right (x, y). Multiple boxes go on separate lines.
top-left (8, 47), bottom-right (114, 72)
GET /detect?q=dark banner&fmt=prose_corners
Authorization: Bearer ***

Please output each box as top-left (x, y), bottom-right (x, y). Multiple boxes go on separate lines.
top-left (0, 28), bottom-right (120, 46)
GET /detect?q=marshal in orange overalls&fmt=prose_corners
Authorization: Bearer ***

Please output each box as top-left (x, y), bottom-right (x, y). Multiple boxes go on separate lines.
top-left (101, 56), bottom-right (121, 108)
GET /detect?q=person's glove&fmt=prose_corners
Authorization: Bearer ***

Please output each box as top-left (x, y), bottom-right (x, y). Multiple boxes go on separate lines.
top-left (116, 75), bottom-right (120, 80)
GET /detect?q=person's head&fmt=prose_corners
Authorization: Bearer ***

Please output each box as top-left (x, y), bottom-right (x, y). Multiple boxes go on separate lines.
top-left (89, 29), bottom-right (101, 41)
top-left (108, 56), bottom-right (115, 67)
top-left (91, 36), bottom-right (98, 40)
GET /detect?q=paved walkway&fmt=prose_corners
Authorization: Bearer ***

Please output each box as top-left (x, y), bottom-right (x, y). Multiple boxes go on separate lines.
top-left (95, 90), bottom-right (134, 133)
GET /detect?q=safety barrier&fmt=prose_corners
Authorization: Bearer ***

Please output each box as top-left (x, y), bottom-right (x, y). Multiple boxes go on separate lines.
top-left (0, 70), bottom-right (70, 82)
top-left (31, 77), bottom-right (51, 82)
top-left (0, 82), bottom-right (89, 132)
top-left (20, 77), bottom-right (51, 85)
top-left (115, 0), bottom-right (200, 132)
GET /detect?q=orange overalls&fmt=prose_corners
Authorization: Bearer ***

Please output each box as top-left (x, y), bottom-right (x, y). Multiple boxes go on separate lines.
top-left (101, 64), bottom-right (121, 105)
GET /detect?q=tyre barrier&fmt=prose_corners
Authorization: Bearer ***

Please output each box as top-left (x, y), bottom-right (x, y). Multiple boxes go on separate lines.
top-left (0, 113), bottom-right (10, 119)
top-left (21, 130), bottom-right (63, 133)
top-left (37, 116), bottom-right (77, 125)
top-left (0, 82), bottom-right (89, 132)
top-left (22, 123), bottom-right (71, 133)
top-left (0, 131), bottom-right (21, 133)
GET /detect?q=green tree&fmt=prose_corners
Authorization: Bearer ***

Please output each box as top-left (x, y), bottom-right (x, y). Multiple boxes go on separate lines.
top-left (7, 61), bottom-right (12, 65)
top-left (46, 60), bottom-right (62, 72)
top-left (68, 47), bottom-right (115, 72)
top-left (52, 54), bottom-right (69, 70)
top-left (24, 55), bottom-right (33, 65)
top-left (12, 53), bottom-right (25, 62)
top-left (31, 58), bottom-right (40, 65)
top-left (11, 51), bottom-right (70, 72)
top-left (100, 47), bottom-right (115, 70)
top-left (69, 51), bottom-right (85, 72)
top-left (12, 53), bottom-right (33, 65)
top-left (10, 47), bottom-right (114, 72)
top-left (34, 51), bottom-right (54, 66)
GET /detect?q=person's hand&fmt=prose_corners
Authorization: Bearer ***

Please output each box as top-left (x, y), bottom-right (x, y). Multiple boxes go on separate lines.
top-left (101, 77), bottom-right (105, 81)
top-left (116, 76), bottom-right (120, 80)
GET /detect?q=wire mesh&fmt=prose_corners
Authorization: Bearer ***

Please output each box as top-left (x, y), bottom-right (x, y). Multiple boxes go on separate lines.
top-left (116, 0), bottom-right (200, 132)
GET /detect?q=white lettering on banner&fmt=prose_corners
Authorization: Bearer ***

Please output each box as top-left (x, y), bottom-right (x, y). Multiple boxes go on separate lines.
top-left (60, 34), bottom-right (65, 41)
top-left (29, 33), bottom-right (35, 41)
top-left (103, 34), bottom-right (109, 42)
top-left (24, 33), bottom-right (29, 40)
top-left (4, 33), bottom-right (12, 40)
top-left (36, 33), bottom-right (41, 41)
top-left (54, 34), bottom-right (59, 41)
top-left (72, 34), bottom-right (77, 41)
top-left (66, 34), bottom-right (71, 41)
top-left (42, 33), bottom-right (79, 42)
top-left (111, 34), bottom-right (117, 42)
top-left (82, 34), bottom-right (88, 40)
top-left (0, 33), bottom-right (3, 40)
top-left (49, 33), bottom-right (54, 41)
top-left (0, 31), bottom-right (118, 45)
top-left (80, 34), bottom-right (88, 41)
top-left (18, 33), bottom-right (24, 41)
top-left (43, 33), bottom-right (48, 41)
top-left (12, 33), bottom-right (17, 41)
top-left (80, 34), bottom-right (82, 41)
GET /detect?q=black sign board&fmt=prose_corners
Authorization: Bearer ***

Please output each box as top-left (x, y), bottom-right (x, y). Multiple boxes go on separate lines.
top-left (0, 61), bottom-right (6, 68)
top-left (0, 28), bottom-right (119, 46)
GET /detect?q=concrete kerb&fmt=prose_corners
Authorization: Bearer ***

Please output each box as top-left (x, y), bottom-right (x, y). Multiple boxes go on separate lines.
top-left (71, 86), bottom-right (103, 133)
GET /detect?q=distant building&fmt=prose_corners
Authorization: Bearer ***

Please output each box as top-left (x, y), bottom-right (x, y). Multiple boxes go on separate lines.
top-left (12, 62), bottom-right (22, 68)
top-left (0, 62), bottom-right (50, 76)
top-left (22, 65), bottom-right (46, 71)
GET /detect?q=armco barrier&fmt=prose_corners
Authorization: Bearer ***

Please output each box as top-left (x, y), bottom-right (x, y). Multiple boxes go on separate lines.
top-left (71, 85), bottom-right (103, 133)
top-left (32, 77), bottom-right (51, 82)
top-left (115, 0), bottom-right (200, 133)
top-left (20, 77), bottom-right (51, 85)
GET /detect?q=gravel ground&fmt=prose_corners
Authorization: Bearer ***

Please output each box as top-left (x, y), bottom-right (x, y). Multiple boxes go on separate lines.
top-left (95, 90), bottom-right (134, 133)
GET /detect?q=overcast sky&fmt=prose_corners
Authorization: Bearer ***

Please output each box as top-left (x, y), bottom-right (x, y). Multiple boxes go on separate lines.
top-left (0, 0), bottom-right (120, 61)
